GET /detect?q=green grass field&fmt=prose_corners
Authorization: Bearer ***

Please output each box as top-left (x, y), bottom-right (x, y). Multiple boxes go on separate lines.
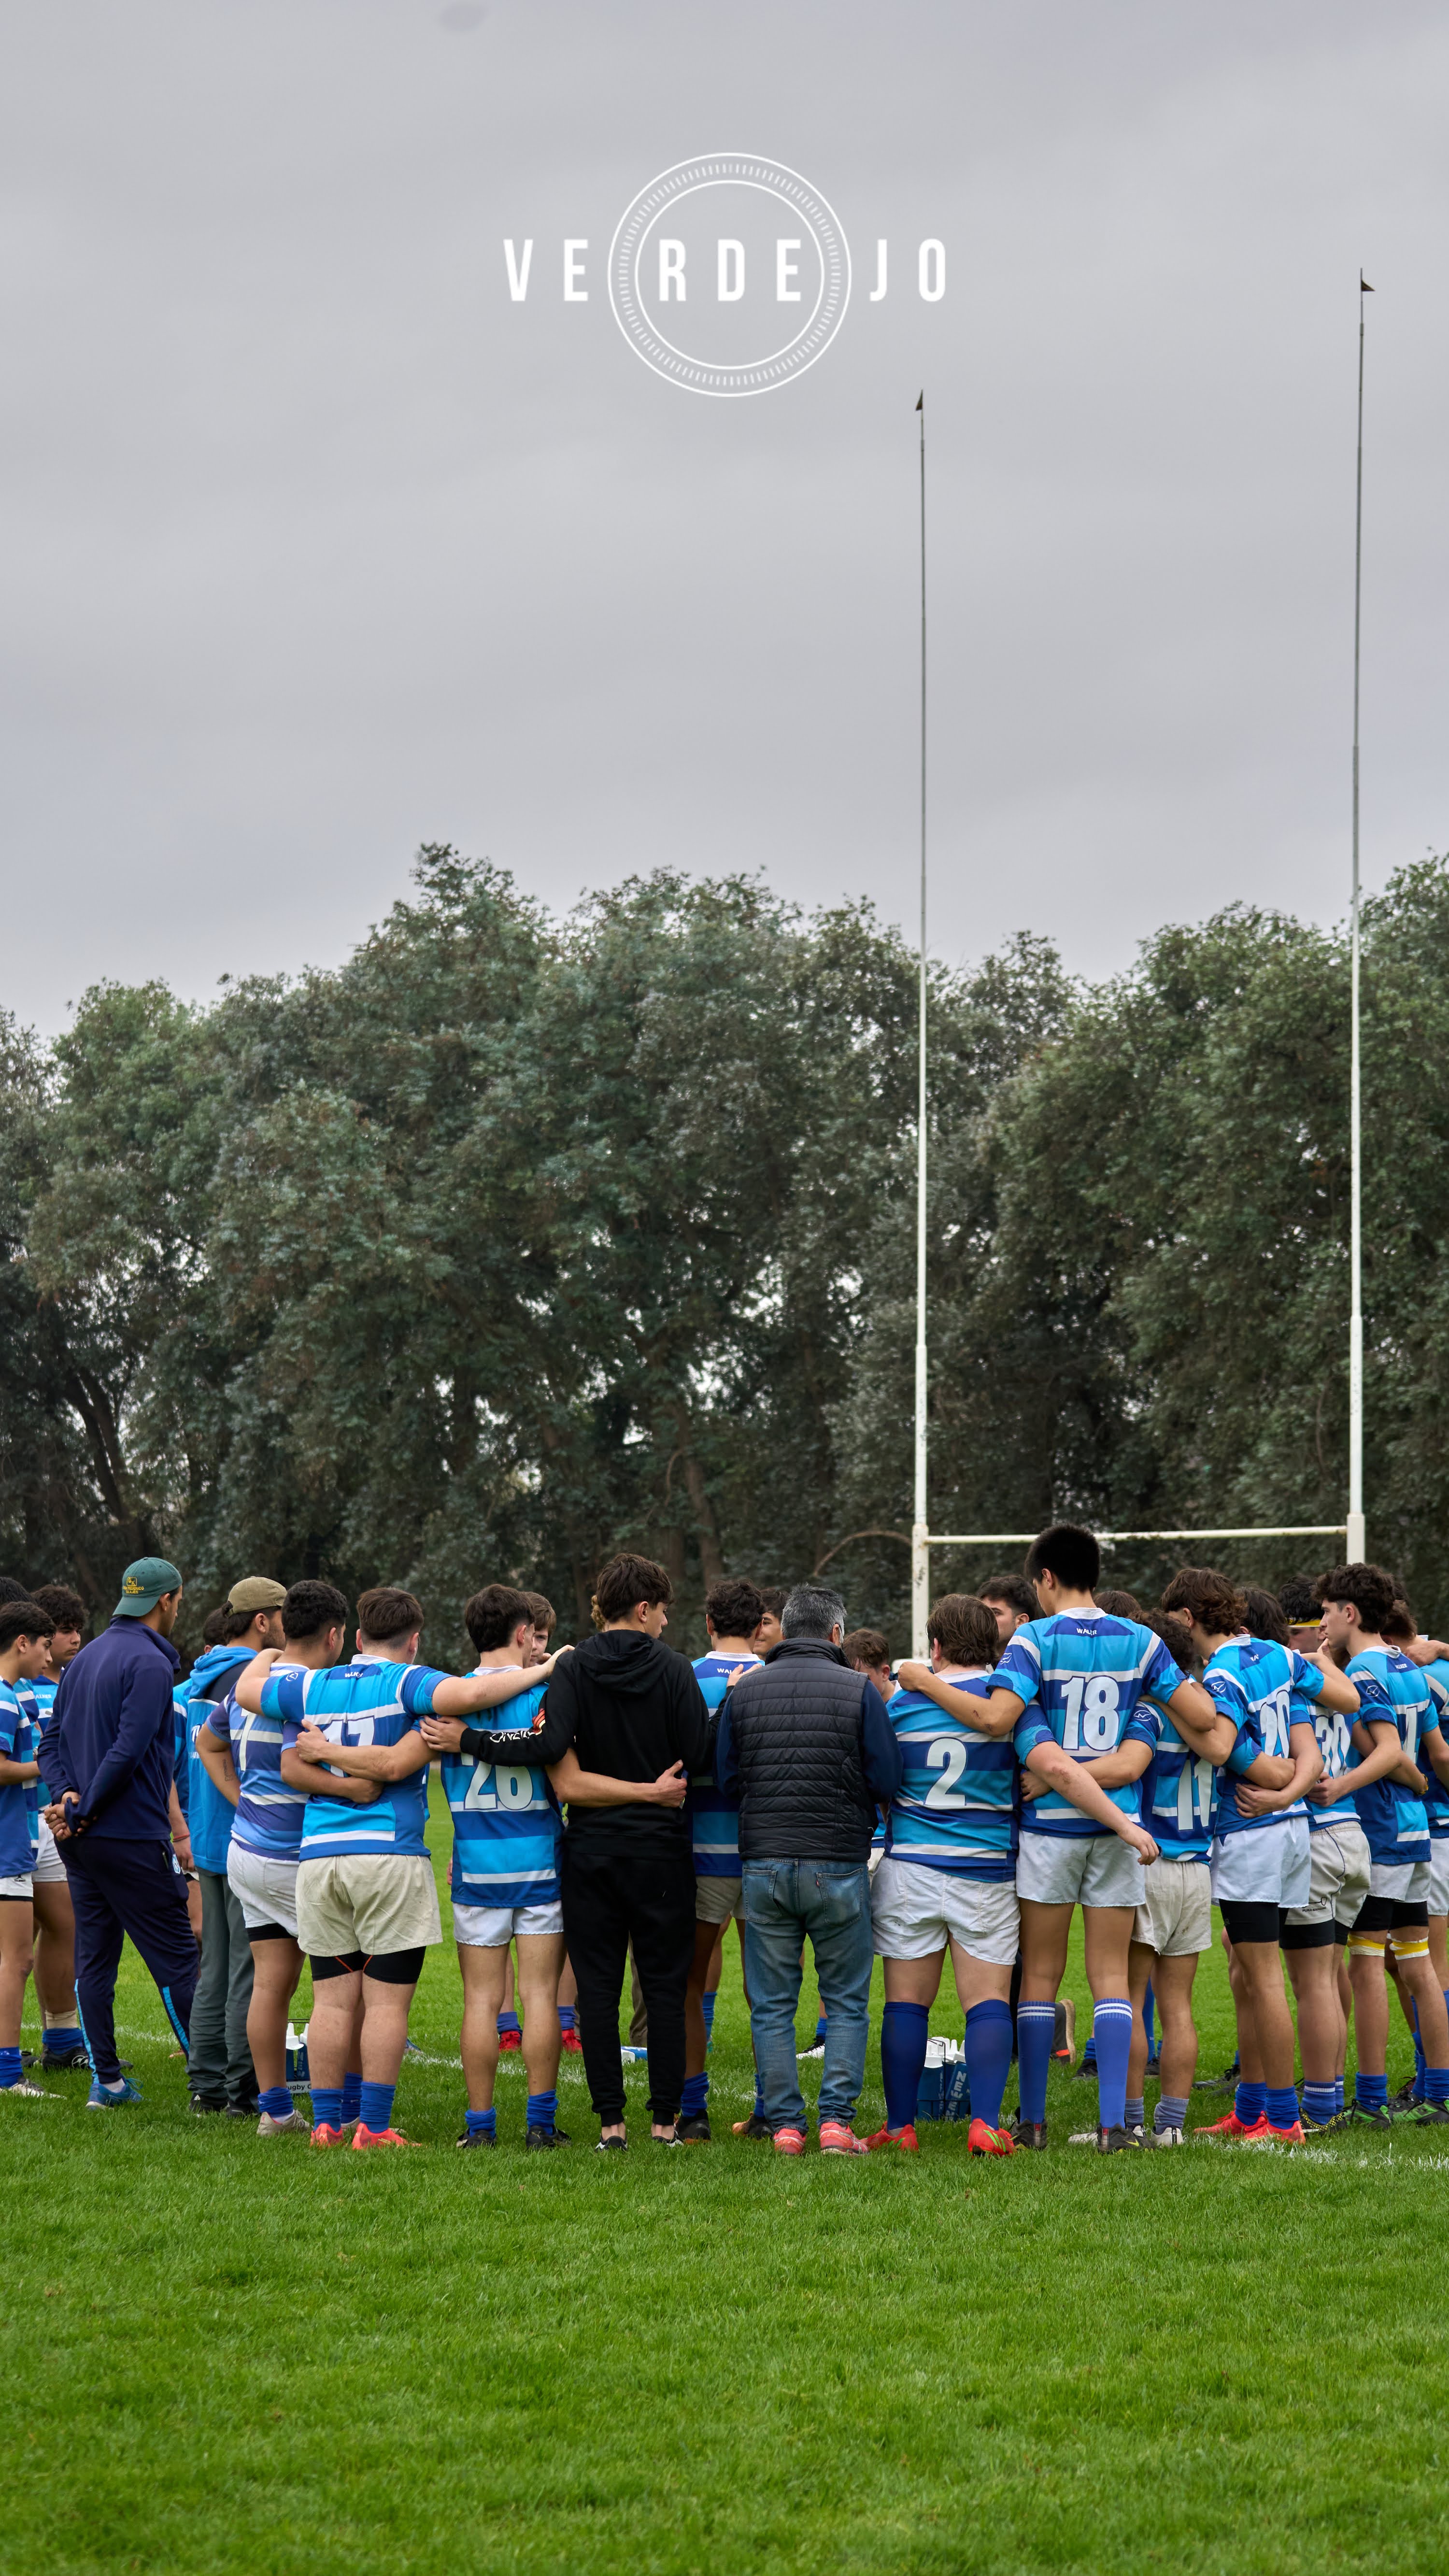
top-left (8, 1790), bottom-right (1449, 2576)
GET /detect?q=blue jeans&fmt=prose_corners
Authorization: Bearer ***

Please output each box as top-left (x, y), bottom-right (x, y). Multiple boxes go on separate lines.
top-left (742, 1859), bottom-right (874, 2132)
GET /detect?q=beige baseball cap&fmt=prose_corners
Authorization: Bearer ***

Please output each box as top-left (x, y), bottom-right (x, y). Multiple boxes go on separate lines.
top-left (226, 1576), bottom-right (288, 1616)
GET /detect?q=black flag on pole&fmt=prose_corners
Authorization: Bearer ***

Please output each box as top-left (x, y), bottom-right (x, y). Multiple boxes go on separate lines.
top-left (915, 391), bottom-right (923, 410)
top-left (1360, 272), bottom-right (1374, 292)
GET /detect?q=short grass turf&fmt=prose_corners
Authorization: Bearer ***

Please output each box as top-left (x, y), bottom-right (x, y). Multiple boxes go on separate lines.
top-left (7, 1801), bottom-right (1449, 2576)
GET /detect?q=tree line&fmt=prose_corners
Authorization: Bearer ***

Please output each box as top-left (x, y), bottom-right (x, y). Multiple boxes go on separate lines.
top-left (3, 842), bottom-right (1446, 1663)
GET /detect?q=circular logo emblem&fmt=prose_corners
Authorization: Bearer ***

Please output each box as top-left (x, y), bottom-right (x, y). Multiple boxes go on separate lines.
top-left (608, 156), bottom-right (851, 397)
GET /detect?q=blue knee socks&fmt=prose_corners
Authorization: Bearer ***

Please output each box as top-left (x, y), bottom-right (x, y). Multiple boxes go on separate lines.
top-left (258, 2084), bottom-right (292, 2121)
top-left (681, 2071), bottom-right (709, 2117)
top-left (701, 1990), bottom-right (717, 2044)
top-left (526, 2088), bottom-right (558, 2133)
top-left (497, 2010), bottom-right (521, 2038)
top-left (311, 2086), bottom-right (342, 2129)
top-left (1235, 2079), bottom-right (1266, 2127)
top-left (1092, 1999), bottom-right (1134, 2131)
top-left (1017, 2000), bottom-right (1057, 2125)
top-left (1143, 1982), bottom-right (1156, 2054)
top-left (881, 1999), bottom-right (929, 2131)
top-left (963, 2000), bottom-right (1012, 2130)
top-left (341, 2069), bottom-right (363, 2124)
top-left (557, 2005), bottom-right (576, 2035)
top-left (359, 2079), bottom-right (396, 2133)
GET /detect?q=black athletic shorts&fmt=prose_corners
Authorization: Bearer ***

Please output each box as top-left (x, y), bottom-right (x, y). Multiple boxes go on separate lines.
top-left (1352, 1894), bottom-right (1429, 1934)
top-left (1218, 1898), bottom-right (1282, 1945)
top-left (310, 1945), bottom-right (426, 1985)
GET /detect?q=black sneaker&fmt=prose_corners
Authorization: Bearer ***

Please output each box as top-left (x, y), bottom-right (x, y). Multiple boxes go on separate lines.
top-left (594, 2135), bottom-right (627, 2153)
top-left (525, 2124), bottom-right (570, 2149)
top-left (1347, 2101), bottom-right (1394, 2130)
top-left (41, 2046), bottom-right (91, 2073)
top-left (1071, 2062), bottom-right (1098, 2082)
top-left (1009, 2116), bottom-right (1048, 2150)
top-left (225, 2098), bottom-right (262, 2120)
top-left (675, 2111), bottom-right (712, 2144)
top-left (190, 2093), bottom-right (226, 2116)
top-left (455, 2127), bottom-right (497, 2149)
top-left (1145, 2050), bottom-right (1162, 2076)
top-left (1097, 2123), bottom-right (1143, 2153)
top-left (1405, 2099), bottom-right (1449, 2126)
top-left (731, 2112), bottom-right (772, 2138)
top-left (1387, 2080), bottom-right (1421, 2118)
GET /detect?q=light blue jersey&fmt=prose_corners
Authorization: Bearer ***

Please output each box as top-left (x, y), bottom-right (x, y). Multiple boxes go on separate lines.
top-left (1422, 1661), bottom-right (1449, 1839)
top-left (177, 1646), bottom-right (256, 1874)
top-left (1347, 1648), bottom-right (1433, 1867)
top-left (688, 1652), bottom-right (757, 1875)
top-left (999, 1611), bottom-right (1180, 1839)
top-left (442, 1677), bottom-right (559, 1908)
top-left (267, 1656), bottom-right (444, 1861)
top-left (0, 1679), bottom-right (40, 1876)
top-left (1141, 1698), bottom-right (1216, 1861)
top-left (883, 1671), bottom-right (1016, 1880)
top-left (1206, 1637), bottom-right (1324, 1836)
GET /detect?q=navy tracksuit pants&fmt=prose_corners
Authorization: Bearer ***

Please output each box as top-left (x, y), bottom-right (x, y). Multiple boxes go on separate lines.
top-left (62, 1836), bottom-right (198, 2083)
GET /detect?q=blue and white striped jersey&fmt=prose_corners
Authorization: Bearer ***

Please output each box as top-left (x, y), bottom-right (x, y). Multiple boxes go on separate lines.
top-left (687, 1652), bottom-right (757, 1876)
top-left (217, 1661), bottom-right (311, 1862)
top-left (266, 1656), bottom-right (444, 1862)
top-left (1141, 1699), bottom-right (1217, 1861)
top-left (441, 1678), bottom-right (559, 1908)
top-left (1421, 1661), bottom-right (1449, 1838)
top-left (883, 1671), bottom-right (1016, 1880)
top-left (999, 1612), bottom-right (1179, 1840)
top-left (1206, 1637), bottom-right (1324, 1837)
top-left (1347, 1648), bottom-right (1433, 1866)
top-left (0, 1679), bottom-right (40, 1875)
top-left (1302, 1689), bottom-right (1359, 1835)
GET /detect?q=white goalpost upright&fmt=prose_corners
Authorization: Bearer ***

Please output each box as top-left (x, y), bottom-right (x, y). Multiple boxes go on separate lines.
top-left (906, 309), bottom-right (1369, 1656)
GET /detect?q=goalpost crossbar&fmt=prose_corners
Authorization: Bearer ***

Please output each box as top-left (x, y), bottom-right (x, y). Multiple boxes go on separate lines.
top-left (908, 1521), bottom-right (1354, 1655)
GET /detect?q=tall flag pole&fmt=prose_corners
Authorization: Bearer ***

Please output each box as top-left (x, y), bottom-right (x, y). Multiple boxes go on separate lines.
top-left (912, 391), bottom-right (930, 1655)
top-left (1348, 277), bottom-right (1371, 1562)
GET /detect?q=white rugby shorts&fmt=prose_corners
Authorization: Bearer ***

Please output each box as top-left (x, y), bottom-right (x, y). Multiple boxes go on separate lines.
top-left (1133, 1856), bottom-right (1212, 1957)
top-left (1017, 1831), bottom-right (1145, 1911)
top-left (1429, 1839), bottom-right (1449, 1918)
top-left (227, 1841), bottom-right (301, 1939)
top-left (453, 1898), bottom-right (563, 1946)
top-left (870, 1854), bottom-right (1019, 1964)
top-left (1284, 1817), bottom-right (1371, 1930)
top-left (694, 1874), bottom-right (745, 1926)
top-left (1209, 1817), bottom-right (1311, 1910)
top-left (32, 1816), bottom-right (67, 1885)
top-left (1367, 1857), bottom-right (1431, 1905)
top-left (0, 1873), bottom-right (31, 1900)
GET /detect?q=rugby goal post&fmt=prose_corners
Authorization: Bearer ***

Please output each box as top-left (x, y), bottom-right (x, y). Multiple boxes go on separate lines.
top-left (908, 1518), bottom-right (1362, 1660)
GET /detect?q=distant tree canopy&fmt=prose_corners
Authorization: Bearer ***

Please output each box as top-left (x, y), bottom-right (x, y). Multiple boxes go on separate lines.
top-left (3, 845), bottom-right (1447, 1664)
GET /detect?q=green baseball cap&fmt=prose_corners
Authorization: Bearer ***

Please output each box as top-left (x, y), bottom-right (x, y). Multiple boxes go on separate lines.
top-left (114, 1557), bottom-right (184, 1618)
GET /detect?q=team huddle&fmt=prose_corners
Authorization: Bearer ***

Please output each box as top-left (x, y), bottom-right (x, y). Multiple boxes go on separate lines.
top-left (0, 1521), bottom-right (1445, 2154)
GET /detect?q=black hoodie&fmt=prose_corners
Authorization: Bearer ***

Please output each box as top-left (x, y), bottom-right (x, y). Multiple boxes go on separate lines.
top-left (527, 1629), bottom-right (712, 1856)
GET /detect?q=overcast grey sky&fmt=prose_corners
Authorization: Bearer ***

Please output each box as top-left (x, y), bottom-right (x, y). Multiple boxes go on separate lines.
top-left (2, 1), bottom-right (1445, 1034)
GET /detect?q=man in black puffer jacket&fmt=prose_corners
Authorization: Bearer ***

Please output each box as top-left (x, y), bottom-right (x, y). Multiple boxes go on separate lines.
top-left (716, 1584), bottom-right (902, 2153)
top-left (528, 1553), bottom-right (710, 2149)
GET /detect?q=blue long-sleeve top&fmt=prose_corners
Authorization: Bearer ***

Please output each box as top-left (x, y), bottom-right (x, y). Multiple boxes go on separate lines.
top-left (37, 1619), bottom-right (181, 1840)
